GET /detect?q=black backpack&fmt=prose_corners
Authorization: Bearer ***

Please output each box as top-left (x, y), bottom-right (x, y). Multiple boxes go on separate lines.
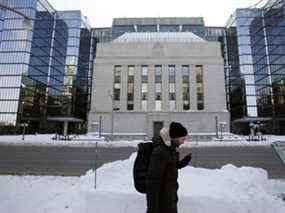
top-left (133, 142), bottom-right (154, 193)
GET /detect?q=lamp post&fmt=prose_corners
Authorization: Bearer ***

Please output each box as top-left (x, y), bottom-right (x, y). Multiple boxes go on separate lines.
top-left (99, 116), bottom-right (102, 138)
top-left (215, 116), bottom-right (219, 139)
top-left (219, 122), bottom-right (227, 142)
top-left (20, 79), bottom-right (27, 137)
top-left (19, 97), bottom-right (29, 140)
top-left (20, 122), bottom-right (28, 140)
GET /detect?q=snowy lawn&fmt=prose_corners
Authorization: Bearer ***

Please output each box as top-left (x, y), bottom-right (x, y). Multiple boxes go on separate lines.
top-left (0, 154), bottom-right (285, 213)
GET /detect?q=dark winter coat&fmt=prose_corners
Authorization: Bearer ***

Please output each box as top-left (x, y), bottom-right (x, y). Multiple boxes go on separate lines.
top-left (146, 128), bottom-right (190, 213)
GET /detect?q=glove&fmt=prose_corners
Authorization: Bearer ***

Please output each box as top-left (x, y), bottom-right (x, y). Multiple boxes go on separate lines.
top-left (178, 153), bottom-right (192, 168)
top-left (182, 153), bottom-right (192, 163)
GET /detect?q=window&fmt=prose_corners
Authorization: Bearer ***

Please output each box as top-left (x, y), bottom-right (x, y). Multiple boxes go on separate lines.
top-left (114, 88), bottom-right (120, 101)
top-left (113, 66), bottom-right (121, 101)
top-left (155, 65), bottom-right (162, 83)
top-left (0, 101), bottom-right (18, 113)
top-left (127, 101), bottom-right (134, 110)
top-left (141, 65), bottom-right (148, 111)
top-left (170, 101), bottom-right (176, 111)
top-left (0, 113), bottom-right (17, 126)
top-left (160, 25), bottom-right (179, 32)
top-left (168, 65), bottom-right (175, 83)
top-left (127, 66), bottom-right (135, 110)
top-left (169, 83), bottom-right (175, 93)
top-left (247, 106), bottom-right (258, 117)
top-left (155, 83), bottom-right (162, 93)
top-left (114, 72), bottom-right (121, 84)
top-left (155, 101), bottom-right (162, 111)
top-left (196, 65), bottom-right (204, 110)
top-left (142, 100), bottom-right (147, 111)
top-left (182, 65), bottom-right (190, 110)
top-left (155, 65), bottom-right (162, 111)
top-left (0, 76), bottom-right (21, 87)
top-left (128, 66), bottom-right (135, 83)
top-left (0, 88), bottom-right (20, 100)
top-left (137, 25), bottom-right (157, 32)
top-left (142, 65), bottom-right (148, 83)
top-left (142, 83), bottom-right (148, 93)
top-left (168, 65), bottom-right (176, 111)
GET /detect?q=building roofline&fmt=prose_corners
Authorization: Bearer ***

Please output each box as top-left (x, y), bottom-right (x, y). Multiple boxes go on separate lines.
top-left (112, 32), bottom-right (207, 43)
top-left (112, 17), bottom-right (205, 26)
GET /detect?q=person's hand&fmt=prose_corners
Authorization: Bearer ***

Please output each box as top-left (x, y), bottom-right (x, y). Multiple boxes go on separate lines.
top-left (178, 153), bottom-right (192, 168)
top-left (183, 153), bottom-right (192, 163)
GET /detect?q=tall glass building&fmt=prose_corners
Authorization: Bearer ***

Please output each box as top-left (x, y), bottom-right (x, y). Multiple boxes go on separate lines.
top-left (0, 0), bottom-right (6, 39)
top-left (57, 11), bottom-right (95, 132)
top-left (224, 8), bottom-right (261, 130)
top-left (224, 0), bottom-right (285, 134)
top-left (0, 1), bottom-right (94, 134)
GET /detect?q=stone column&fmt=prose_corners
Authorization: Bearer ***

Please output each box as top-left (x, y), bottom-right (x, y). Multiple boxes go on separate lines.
top-left (134, 65), bottom-right (141, 111)
top-left (162, 64), bottom-right (169, 112)
top-left (176, 64), bottom-right (183, 112)
top-left (148, 65), bottom-right (155, 112)
top-left (120, 65), bottom-right (128, 112)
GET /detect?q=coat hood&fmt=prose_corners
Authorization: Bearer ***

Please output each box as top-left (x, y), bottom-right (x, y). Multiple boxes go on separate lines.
top-left (159, 127), bottom-right (171, 147)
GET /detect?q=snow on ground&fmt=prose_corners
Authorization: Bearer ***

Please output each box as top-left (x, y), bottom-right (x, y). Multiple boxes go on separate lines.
top-left (83, 154), bottom-right (285, 213)
top-left (0, 175), bottom-right (82, 213)
top-left (0, 133), bottom-right (284, 148)
top-left (0, 154), bottom-right (285, 213)
top-left (0, 134), bottom-right (105, 147)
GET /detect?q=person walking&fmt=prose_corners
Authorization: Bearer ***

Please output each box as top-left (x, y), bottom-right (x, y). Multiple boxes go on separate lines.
top-left (146, 122), bottom-right (192, 213)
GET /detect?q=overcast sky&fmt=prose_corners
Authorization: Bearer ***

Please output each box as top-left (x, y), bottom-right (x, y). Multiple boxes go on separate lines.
top-left (49, 0), bottom-right (261, 27)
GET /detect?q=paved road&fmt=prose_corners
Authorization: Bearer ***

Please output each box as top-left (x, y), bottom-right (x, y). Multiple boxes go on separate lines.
top-left (0, 144), bottom-right (284, 179)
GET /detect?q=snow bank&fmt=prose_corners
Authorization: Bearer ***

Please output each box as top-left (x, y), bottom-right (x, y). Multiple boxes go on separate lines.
top-left (82, 153), bottom-right (285, 213)
top-left (0, 154), bottom-right (284, 213)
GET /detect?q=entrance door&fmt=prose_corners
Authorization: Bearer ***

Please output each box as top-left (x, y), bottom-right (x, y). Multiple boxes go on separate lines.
top-left (153, 121), bottom-right (164, 138)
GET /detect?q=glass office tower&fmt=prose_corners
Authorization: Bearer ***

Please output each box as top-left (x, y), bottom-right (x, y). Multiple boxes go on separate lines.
top-left (0, 0), bottom-right (38, 132)
top-left (251, 0), bottom-right (285, 134)
top-left (0, 0), bottom-right (69, 133)
top-left (57, 11), bottom-right (95, 132)
top-left (0, 0), bottom-right (6, 40)
top-left (224, 8), bottom-right (261, 131)
top-left (0, 1), bottom-right (94, 134)
top-left (224, 0), bottom-right (285, 134)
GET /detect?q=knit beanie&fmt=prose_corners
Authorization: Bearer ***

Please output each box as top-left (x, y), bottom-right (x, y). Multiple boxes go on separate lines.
top-left (169, 122), bottom-right (188, 139)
